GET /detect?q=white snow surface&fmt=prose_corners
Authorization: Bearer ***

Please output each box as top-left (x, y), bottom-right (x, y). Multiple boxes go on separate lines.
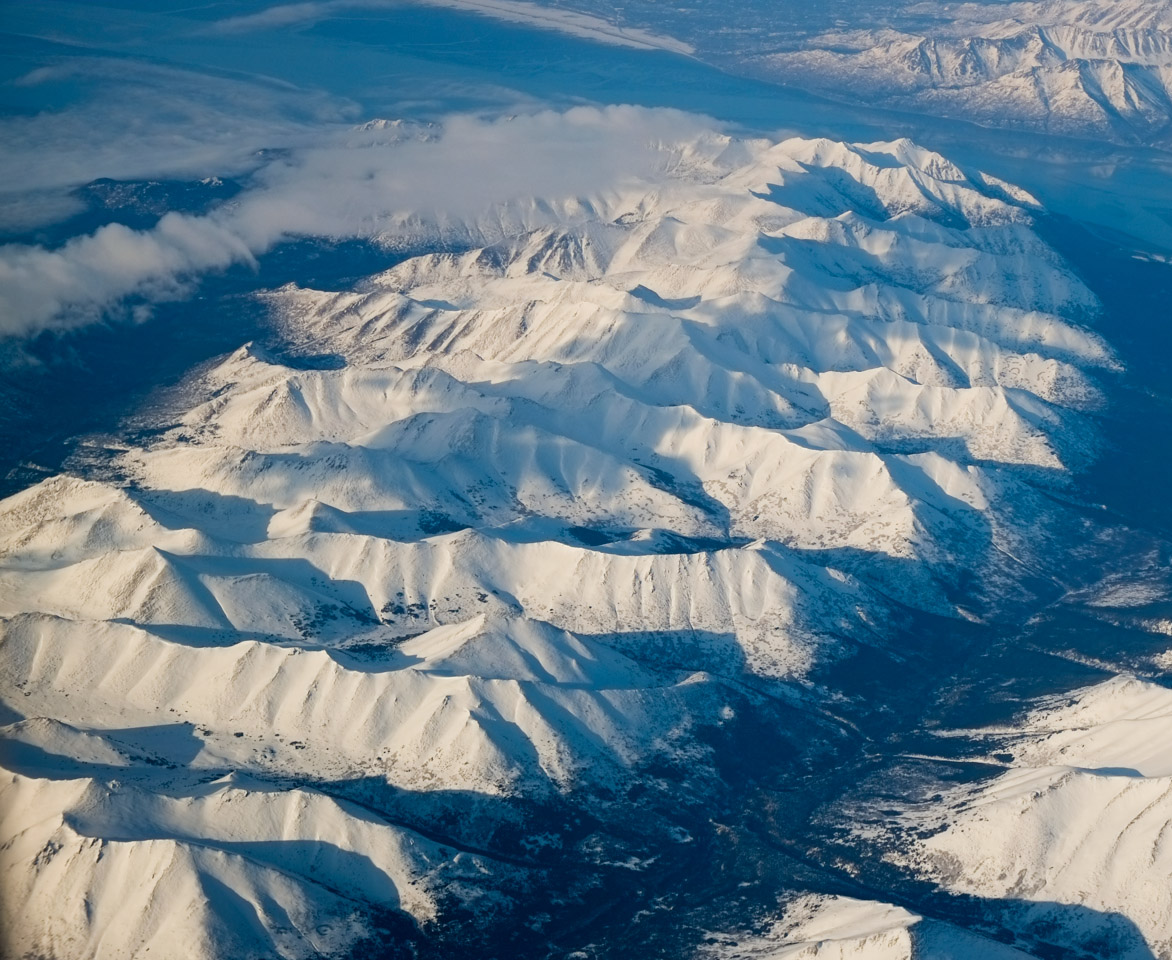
top-left (889, 675), bottom-right (1172, 959)
top-left (0, 125), bottom-right (1113, 957)
top-left (0, 767), bottom-right (451, 960)
top-left (747, 0), bottom-right (1172, 143)
top-left (700, 892), bottom-right (1033, 959)
top-left (521, 0), bottom-right (1172, 143)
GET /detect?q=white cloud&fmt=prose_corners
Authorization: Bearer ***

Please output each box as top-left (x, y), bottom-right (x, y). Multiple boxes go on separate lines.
top-left (0, 106), bottom-right (718, 337)
top-left (212, 0), bottom-right (694, 54)
top-left (0, 58), bottom-right (359, 232)
top-left (213, 2), bottom-right (334, 32)
top-left (0, 216), bottom-right (256, 336)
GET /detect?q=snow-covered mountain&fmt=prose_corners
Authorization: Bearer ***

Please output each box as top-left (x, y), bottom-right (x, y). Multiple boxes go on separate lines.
top-left (873, 672), bottom-right (1172, 959)
top-left (818, 562), bottom-right (1172, 960)
top-left (521, 0), bottom-right (1172, 145)
top-left (750, 0), bottom-right (1172, 144)
top-left (0, 124), bottom-right (1125, 957)
top-left (702, 893), bottom-right (1035, 959)
top-left (701, 671), bottom-right (1172, 958)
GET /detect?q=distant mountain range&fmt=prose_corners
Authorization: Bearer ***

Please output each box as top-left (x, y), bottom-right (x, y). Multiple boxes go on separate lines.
top-left (546, 0), bottom-right (1172, 144)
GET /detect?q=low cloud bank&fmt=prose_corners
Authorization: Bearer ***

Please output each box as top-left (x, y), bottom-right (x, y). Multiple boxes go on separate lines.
top-left (0, 217), bottom-right (257, 336)
top-left (0, 107), bottom-right (716, 337)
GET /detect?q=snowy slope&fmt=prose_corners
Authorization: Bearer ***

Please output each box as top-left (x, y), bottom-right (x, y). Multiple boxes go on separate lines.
top-left (527, 0), bottom-right (1172, 144)
top-left (885, 675), bottom-right (1172, 959)
top-left (701, 893), bottom-right (1034, 959)
top-left (0, 764), bottom-right (452, 960)
top-left (0, 124), bottom-right (1114, 957)
top-left (744, 0), bottom-right (1172, 144)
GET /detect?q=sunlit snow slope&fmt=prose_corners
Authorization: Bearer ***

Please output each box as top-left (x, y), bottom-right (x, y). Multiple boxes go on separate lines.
top-left (701, 893), bottom-right (1034, 959)
top-left (753, 1), bottom-right (1172, 145)
top-left (0, 121), bottom-right (1115, 958)
top-left (882, 673), bottom-right (1172, 960)
top-left (533, 0), bottom-right (1172, 144)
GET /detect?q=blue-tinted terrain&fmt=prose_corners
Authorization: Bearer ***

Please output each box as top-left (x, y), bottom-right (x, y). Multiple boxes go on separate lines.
top-left (2, 2), bottom-right (1172, 959)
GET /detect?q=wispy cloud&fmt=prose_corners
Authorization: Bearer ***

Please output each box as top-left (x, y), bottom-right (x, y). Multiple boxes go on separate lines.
top-left (214, 2), bottom-right (334, 32)
top-left (212, 0), bottom-right (694, 54)
top-left (0, 58), bottom-right (359, 231)
top-left (0, 107), bottom-right (716, 336)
